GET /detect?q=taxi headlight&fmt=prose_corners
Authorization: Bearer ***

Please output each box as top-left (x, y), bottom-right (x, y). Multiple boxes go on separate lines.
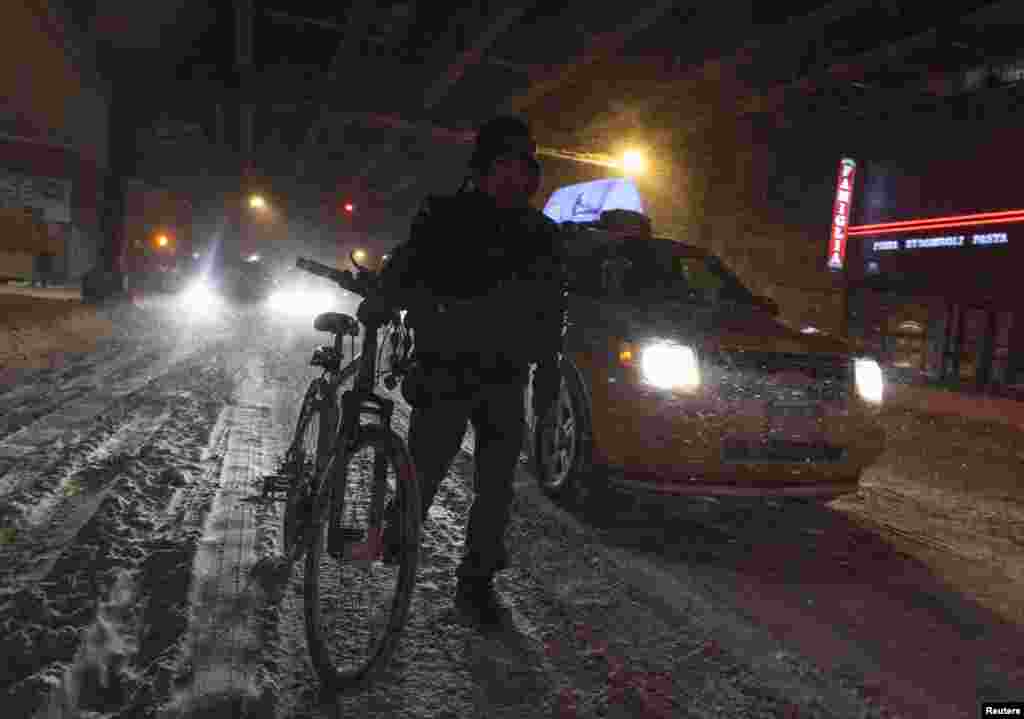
top-left (854, 358), bottom-right (884, 404)
top-left (640, 341), bottom-right (701, 391)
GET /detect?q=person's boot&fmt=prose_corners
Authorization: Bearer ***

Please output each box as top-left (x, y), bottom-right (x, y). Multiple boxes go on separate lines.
top-left (454, 575), bottom-right (507, 629)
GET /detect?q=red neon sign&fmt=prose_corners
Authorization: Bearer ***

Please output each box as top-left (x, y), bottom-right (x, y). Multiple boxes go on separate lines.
top-left (848, 207), bottom-right (1024, 236)
top-left (827, 158), bottom-right (857, 271)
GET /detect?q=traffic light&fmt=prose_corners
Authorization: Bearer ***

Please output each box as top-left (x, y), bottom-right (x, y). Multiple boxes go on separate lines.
top-left (152, 231), bottom-right (175, 252)
top-left (336, 201), bottom-right (358, 231)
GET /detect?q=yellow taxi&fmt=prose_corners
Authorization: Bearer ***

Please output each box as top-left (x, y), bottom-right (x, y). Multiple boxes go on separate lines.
top-left (524, 206), bottom-right (885, 503)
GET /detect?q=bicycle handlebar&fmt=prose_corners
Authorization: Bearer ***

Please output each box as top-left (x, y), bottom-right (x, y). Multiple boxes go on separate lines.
top-left (296, 257), bottom-right (372, 296)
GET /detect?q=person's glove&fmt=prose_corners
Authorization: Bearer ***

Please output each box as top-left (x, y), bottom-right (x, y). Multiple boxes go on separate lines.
top-left (532, 359), bottom-right (562, 421)
top-left (356, 295), bottom-right (397, 327)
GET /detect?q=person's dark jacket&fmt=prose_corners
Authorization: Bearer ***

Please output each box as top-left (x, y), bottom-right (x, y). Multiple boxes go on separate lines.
top-left (376, 189), bottom-right (567, 385)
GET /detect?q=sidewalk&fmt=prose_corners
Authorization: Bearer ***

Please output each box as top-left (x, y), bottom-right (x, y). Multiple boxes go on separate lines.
top-left (887, 381), bottom-right (1024, 432)
top-left (0, 283), bottom-right (113, 371)
top-left (0, 283), bottom-right (82, 302)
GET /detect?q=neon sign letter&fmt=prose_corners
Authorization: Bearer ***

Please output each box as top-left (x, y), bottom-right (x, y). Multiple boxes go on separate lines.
top-left (827, 158), bottom-right (857, 271)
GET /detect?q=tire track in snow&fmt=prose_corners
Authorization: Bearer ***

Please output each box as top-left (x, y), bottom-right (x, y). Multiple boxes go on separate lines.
top-left (0, 404), bottom-right (173, 595)
top-left (0, 346), bottom-right (165, 443)
top-left (1, 356), bottom-right (235, 718)
top-left (0, 338), bottom-right (219, 503)
top-left (0, 354), bottom-right (232, 596)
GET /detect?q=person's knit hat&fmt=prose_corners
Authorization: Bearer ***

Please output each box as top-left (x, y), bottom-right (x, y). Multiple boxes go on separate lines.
top-left (469, 116), bottom-right (538, 175)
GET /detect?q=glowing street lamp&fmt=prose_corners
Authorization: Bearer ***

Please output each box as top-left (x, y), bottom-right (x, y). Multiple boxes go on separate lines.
top-left (156, 234), bottom-right (169, 248)
top-left (353, 249), bottom-right (367, 262)
top-left (248, 194), bottom-right (267, 210)
top-left (621, 149), bottom-right (646, 175)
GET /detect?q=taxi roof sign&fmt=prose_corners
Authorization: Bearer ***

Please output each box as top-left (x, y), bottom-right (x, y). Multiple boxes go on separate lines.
top-left (543, 178), bottom-right (645, 224)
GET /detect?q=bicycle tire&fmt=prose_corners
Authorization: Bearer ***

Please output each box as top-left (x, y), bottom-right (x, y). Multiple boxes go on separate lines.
top-left (304, 424), bottom-right (421, 689)
top-left (282, 381), bottom-right (336, 561)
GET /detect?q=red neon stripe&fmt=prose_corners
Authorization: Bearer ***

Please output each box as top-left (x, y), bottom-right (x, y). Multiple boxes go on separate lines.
top-left (849, 215), bottom-right (1022, 236)
top-left (848, 208), bottom-right (1024, 233)
top-left (848, 215), bottom-right (1024, 235)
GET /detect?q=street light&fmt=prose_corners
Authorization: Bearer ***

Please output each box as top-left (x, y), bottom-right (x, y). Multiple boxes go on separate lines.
top-left (249, 194), bottom-right (267, 210)
top-left (353, 249), bottom-right (367, 262)
top-left (621, 149), bottom-right (646, 175)
top-left (156, 234), bottom-right (169, 248)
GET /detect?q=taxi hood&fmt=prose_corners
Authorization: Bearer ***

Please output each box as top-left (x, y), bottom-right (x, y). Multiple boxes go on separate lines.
top-left (708, 302), bottom-right (850, 355)
top-left (585, 298), bottom-right (851, 357)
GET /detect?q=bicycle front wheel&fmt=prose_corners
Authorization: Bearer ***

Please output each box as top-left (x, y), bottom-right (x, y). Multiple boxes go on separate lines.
top-left (304, 424), bottom-right (421, 689)
top-left (283, 383), bottom-right (336, 561)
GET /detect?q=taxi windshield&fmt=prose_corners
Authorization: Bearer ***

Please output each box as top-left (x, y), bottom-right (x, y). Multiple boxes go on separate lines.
top-left (568, 236), bottom-right (758, 306)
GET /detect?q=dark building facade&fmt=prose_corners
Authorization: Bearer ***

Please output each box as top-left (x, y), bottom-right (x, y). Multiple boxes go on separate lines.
top-left (845, 123), bottom-right (1024, 393)
top-left (0, 2), bottom-right (108, 284)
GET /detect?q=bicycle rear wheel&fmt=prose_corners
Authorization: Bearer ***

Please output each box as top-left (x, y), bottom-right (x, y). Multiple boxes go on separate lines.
top-left (304, 424), bottom-right (421, 689)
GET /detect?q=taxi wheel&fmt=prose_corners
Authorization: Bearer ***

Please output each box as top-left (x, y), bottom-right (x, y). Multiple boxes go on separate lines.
top-left (534, 363), bottom-right (595, 504)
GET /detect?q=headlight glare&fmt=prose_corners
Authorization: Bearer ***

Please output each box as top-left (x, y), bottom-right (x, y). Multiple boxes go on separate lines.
top-left (854, 358), bottom-right (884, 403)
top-left (267, 288), bottom-right (336, 317)
top-left (180, 279), bottom-right (220, 313)
top-left (640, 342), bottom-right (700, 391)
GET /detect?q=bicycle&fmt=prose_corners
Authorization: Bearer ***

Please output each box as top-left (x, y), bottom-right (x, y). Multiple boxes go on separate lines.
top-left (258, 252), bottom-right (421, 689)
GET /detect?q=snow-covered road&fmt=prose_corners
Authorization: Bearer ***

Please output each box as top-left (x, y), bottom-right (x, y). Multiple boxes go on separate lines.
top-left (2, 298), bottom-right (1022, 719)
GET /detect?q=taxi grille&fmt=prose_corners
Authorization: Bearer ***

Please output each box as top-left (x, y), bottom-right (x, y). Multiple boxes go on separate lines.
top-left (723, 439), bottom-right (846, 463)
top-left (709, 351), bottom-right (852, 402)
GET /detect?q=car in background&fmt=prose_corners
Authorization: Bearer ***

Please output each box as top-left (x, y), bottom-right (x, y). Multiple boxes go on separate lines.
top-left (177, 254), bottom-right (277, 311)
top-left (216, 256), bottom-right (276, 303)
top-left (522, 207), bottom-right (886, 504)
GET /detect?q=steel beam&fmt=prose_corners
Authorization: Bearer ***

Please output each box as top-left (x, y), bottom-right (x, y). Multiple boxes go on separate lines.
top-left (737, 1), bottom-right (1012, 116)
top-left (263, 8), bottom-right (346, 32)
top-left (294, 0), bottom-right (383, 177)
top-left (421, 3), bottom-right (533, 111)
top-left (496, 0), bottom-right (679, 115)
top-left (350, 3), bottom-right (532, 204)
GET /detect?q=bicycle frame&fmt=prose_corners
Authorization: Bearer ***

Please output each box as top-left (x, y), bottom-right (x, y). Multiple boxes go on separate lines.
top-left (311, 318), bottom-right (400, 522)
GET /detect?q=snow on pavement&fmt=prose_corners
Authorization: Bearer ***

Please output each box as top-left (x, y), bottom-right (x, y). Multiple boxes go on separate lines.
top-left (2, 302), bottom-right (1023, 718)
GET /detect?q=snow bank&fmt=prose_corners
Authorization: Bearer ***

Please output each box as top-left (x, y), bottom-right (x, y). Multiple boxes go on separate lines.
top-left (0, 293), bottom-right (114, 371)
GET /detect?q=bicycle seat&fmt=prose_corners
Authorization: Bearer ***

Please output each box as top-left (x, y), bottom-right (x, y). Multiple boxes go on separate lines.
top-left (314, 312), bottom-right (360, 336)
